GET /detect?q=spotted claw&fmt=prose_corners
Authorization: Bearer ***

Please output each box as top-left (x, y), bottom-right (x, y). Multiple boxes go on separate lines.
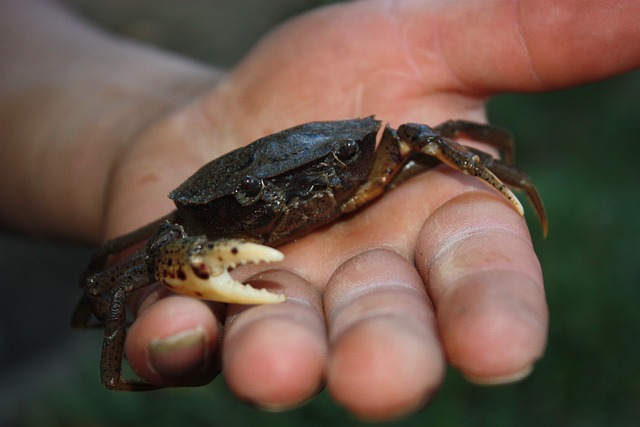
top-left (158, 238), bottom-right (286, 304)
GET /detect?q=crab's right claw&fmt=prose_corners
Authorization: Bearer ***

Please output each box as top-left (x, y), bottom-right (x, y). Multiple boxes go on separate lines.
top-left (157, 238), bottom-right (286, 304)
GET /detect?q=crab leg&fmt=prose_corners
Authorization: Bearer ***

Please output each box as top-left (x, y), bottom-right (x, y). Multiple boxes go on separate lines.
top-left (434, 119), bottom-right (516, 165)
top-left (342, 122), bottom-right (547, 236)
top-left (341, 123), bottom-right (523, 214)
top-left (155, 237), bottom-right (286, 304)
top-left (462, 148), bottom-right (548, 237)
top-left (78, 251), bottom-right (160, 390)
top-left (414, 132), bottom-right (524, 216)
top-left (340, 124), bottom-right (409, 213)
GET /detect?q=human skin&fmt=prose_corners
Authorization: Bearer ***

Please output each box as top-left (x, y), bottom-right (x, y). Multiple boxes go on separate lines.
top-left (1, 0), bottom-right (639, 421)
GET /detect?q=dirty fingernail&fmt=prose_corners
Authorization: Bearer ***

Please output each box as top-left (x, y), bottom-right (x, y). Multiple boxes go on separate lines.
top-left (148, 327), bottom-right (209, 378)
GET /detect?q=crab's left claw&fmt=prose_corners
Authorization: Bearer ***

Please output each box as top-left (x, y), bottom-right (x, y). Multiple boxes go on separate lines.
top-left (156, 238), bottom-right (286, 304)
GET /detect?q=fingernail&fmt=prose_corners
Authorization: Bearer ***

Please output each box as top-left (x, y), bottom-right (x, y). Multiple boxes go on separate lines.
top-left (148, 327), bottom-right (209, 378)
top-left (255, 400), bottom-right (309, 413)
top-left (462, 364), bottom-right (534, 386)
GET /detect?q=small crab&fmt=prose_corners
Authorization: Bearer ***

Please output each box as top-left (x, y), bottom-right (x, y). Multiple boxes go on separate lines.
top-left (72, 116), bottom-right (547, 391)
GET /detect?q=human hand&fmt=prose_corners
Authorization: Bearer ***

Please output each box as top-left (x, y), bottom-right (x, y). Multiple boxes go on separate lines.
top-left (99, 0), bottom-right (640, 420)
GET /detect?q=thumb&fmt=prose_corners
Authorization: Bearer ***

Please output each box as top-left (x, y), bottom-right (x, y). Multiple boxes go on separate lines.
top-left (427, 0), bottom-right (640, 93)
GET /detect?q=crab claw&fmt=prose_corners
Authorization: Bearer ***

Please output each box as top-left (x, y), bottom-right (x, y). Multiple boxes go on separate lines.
top-left (158, 238), bottom-right (286, 304)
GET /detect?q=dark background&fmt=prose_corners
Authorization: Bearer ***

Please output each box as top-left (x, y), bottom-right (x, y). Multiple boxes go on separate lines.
top-left (2, 1), bottom-right (639, 425)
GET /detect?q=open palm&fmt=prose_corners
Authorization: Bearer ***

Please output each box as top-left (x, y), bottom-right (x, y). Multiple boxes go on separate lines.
top-left (98, 0), bottom-right (638, 420)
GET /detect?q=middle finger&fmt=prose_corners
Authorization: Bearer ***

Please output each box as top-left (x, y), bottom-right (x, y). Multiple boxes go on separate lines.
top-left (323, 248), bottom-right (445, 420)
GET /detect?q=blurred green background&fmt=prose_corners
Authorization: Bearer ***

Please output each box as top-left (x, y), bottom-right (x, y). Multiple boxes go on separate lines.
top-left (1, 1), bottom-right (639, 426)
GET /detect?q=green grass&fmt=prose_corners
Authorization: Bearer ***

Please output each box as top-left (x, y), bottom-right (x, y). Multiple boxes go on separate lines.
top-left (21, 70), bottom-right (640, 427)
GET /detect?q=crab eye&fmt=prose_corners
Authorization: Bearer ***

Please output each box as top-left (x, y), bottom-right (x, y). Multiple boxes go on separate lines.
top-left (334, 139), bottom-right (359, 163)
top-left (238, 175), bottom-right (263, 198)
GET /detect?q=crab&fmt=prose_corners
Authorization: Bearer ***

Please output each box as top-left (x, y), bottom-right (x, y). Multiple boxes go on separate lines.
top-left (72, 116), bottom-right (547, 391)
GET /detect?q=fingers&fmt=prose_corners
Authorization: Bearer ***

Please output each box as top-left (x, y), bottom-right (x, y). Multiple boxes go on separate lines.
top-left (223, 247), bottom-right (447, 420)
top-left (223, 270), bottom-right (327, 410)
top-left (121, 180), bottom-right (546, 421)
top-left (415, 190), bottom-right (548, 383)
top-left (124, 289), bottom-right (224, 387)
top-left (124, 248), bottom-right (445, 421)
top-left (324, 249), bottom-right (445, 421)
top-left (126, 269), bottom-right (327, 409)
